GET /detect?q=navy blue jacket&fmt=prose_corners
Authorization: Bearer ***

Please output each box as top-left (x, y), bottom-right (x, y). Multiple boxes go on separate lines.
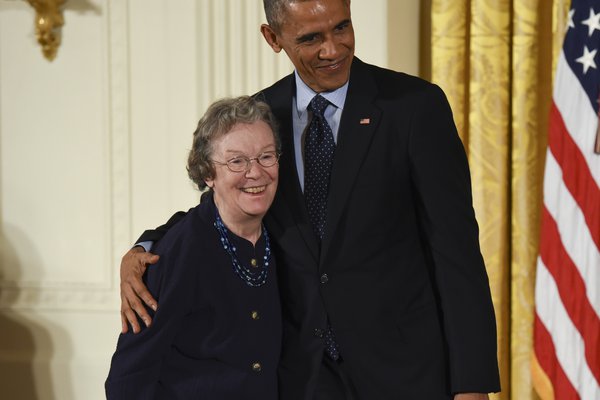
top-left (106, 195), bottom-right (281, 399)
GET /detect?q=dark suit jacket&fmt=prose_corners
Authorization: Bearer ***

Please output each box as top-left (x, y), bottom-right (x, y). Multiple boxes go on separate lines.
top-left (108, 196), bottom-right (281, 399)
top-left (139, 58), bottom-right (500, 399)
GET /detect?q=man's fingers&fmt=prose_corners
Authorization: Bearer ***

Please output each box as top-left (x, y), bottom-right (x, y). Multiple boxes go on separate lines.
top-left (120, 248), bottom-right (159, 273)
top-left (133, 251), bottom-right (159, 269)
top-left (130, 299), bottom-right (152, 328)
top-left (120, 313), bottom-right (130, 334)
top-left (130, 279), bottom-right (158, 311)
top-left (121, 306), bottom-right (141, 334)
top-left (121, 282), bottom-right (153, 327)
top-left (145, 253), bottom-right (160, 265)
top-left (120, 288), bottom-right (150, 331)
top-left (120, 288), bottom-right (142, 333)
top-left (454, 394), bottom-right (489, 400)
top-left (118, 247), bottom-right (160, 334)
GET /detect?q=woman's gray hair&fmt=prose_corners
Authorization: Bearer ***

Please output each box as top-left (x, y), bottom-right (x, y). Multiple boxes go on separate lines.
top-left (187, 95), bottom-right (280, 190)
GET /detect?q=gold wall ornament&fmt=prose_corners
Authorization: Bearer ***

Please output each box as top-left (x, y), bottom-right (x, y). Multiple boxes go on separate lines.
top-left (26, 0), bottom-right (66, 61)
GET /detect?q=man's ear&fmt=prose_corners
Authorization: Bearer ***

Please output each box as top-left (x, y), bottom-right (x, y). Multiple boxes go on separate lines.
top-left (260, 24), bottom-right (282, 53)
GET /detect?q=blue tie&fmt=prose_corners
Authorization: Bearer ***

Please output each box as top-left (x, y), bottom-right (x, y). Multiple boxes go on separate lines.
top-left (324, 325), bottom-right (340, 361)
top-left (304, 94), bottom-right (336, 239)
top-left (304, 95), bottom-right (340, 361)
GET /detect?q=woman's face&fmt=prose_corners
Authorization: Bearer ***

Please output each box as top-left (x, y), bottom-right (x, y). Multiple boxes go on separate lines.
top-left (205, 120), bottom-right (279, 227)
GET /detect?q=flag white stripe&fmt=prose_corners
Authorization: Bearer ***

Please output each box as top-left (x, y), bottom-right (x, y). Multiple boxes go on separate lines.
top-left (543, 150), bottom-right (600, 319)
top-left (535, 259), bottom-right (600, 399)
top-left (553, 51), bottom-right (600, 186)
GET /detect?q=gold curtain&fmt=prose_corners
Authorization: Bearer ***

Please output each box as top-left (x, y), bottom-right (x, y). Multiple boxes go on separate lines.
top-left (422, 0), bottom-right (571, 399)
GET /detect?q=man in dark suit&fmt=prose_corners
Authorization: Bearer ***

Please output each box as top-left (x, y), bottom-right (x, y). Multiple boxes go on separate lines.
top-left (119, 0), bottom-right (500, 399)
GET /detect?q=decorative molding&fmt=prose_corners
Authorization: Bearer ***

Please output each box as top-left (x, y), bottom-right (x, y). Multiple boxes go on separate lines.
top-left (0, 287), bottom-right (116, 311)
top-left (26, 0), bottom-right (65, 61)
top-left (196, 0), bottom-right (292, 108)
top-left (106, 0), bottom-right (132, 295)
top-left (0, 0), bottom-right (129, 311)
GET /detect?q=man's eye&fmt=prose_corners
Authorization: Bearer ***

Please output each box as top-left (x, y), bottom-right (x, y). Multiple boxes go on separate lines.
top-left (298, 34), bottom-right (318, 44)
top-left (335, 21), bottom-right (351, 32)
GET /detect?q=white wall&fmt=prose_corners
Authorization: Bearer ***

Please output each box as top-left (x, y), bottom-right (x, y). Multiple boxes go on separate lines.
top-left (0, 0), bottom-right (419, 398)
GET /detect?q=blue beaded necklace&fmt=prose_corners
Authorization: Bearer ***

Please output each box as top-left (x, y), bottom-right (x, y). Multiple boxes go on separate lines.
top-left (214, 210), bottom-right (271, 287)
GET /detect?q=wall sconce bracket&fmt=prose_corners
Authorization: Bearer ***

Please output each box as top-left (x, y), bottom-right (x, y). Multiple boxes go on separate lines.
top-left (26, 0), bottom-right (66, 61)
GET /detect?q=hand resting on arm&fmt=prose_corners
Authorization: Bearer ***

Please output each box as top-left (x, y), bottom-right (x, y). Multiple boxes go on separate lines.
top-left (119, 247), bottom-right (159, 333)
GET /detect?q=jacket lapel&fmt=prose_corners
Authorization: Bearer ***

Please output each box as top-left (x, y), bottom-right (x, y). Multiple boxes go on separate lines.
top-left (320, 59), bottom-right (381, 265)
top-left (260, 76), bottom-right (320, 262)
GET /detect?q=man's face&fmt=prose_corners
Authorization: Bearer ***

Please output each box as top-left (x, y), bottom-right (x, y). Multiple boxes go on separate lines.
top-left (261, 0), bottom-right (355, 93)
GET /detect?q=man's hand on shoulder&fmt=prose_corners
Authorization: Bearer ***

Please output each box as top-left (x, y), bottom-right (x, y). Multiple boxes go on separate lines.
top-left (120, 246), bottom-right (160, 334)
top-left (454, 394), bottom-right (489, 400)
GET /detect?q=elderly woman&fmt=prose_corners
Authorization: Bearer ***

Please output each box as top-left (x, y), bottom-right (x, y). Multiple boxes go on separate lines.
top-left (105, 96), bottom-right (282, 399)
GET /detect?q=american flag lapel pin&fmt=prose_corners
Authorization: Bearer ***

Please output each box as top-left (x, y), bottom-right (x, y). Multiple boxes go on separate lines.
top-left (359, 118), bottom-right (370, 125)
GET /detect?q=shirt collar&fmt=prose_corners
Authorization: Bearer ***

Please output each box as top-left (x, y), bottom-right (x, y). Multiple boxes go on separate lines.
top-left (294, 71), bottom-right (349, 116)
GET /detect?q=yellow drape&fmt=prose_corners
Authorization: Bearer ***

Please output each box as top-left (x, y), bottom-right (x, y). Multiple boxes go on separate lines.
top-left (424, 0), bottom-right (571, 399)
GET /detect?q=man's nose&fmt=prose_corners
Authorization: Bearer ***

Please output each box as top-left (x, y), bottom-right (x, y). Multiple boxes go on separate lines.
top-left (319, 38), bottom-right (340, 59)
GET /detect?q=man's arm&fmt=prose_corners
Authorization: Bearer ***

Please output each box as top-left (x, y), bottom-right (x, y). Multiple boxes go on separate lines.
top-left (120, 211), bottom-right (188, 333)
top-left (409, 84), bottom-right (500, 393)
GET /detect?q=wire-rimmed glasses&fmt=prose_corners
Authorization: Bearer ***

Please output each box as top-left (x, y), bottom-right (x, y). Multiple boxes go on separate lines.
top-left (212, 151), bottom-right (281, 173)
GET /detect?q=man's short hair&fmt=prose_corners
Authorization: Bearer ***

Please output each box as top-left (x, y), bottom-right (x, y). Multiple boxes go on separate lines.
top-left (263, 0), bottom-right (350, 32)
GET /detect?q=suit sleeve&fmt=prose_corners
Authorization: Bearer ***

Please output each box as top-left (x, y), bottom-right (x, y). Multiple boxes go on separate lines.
top-left (105, 230), bottom-right (197, 399)
top-left (136, 211), bottom-right (188, 243)
top-left (408, 84), bottom-right (500, 393)
top-left (136, 192), bottom-right (211, 244)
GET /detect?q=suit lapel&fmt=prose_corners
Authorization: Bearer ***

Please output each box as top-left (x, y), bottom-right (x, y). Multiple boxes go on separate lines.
top-left (260, 76), bottom-right (320, 262)
top-left (262, 59), bottom-right (382, 267)
top-left (321, 59), bottom-right (381, 264)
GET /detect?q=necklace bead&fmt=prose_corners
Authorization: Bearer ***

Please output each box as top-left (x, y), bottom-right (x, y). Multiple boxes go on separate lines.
top-left (214, 211), bottom-right (271, 287)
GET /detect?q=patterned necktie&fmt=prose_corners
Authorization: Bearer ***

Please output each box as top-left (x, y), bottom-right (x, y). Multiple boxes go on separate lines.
top-left (305, 95), bottom-right (341, 361)
top-left (304, 94), bottom-right (336, 239)
top-left (324, 325), bottom-right (340, 361)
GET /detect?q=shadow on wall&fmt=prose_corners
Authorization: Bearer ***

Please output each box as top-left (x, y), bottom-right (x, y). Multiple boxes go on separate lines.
top-left (0, 226), bottom-right (73, 400)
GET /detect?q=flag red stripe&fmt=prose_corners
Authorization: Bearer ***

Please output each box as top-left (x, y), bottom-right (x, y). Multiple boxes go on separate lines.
top-left (548, 102), bottom-right (600, 249)
top-left (539, 206), bottom-right (600, 383)
top-left (534, 313), bottom-right (581, 400)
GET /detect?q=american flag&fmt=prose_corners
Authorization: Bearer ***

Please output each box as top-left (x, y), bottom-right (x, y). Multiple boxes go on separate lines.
top-left (533, 1), bottom-right (600, 399)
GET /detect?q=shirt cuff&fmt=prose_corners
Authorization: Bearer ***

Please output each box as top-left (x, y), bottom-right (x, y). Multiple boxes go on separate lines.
top-left (134, 241), bottom-right (153, 252)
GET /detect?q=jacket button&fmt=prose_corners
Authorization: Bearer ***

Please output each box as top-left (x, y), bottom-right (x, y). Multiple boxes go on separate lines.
top-left (251, 310), bottom-right (260, 320)
top-left (252, 362), bottom-right (262, 372)
top-left (314, 328), bottom-right (324, 338)
top-left (320, 273), bottom-right (329, 284)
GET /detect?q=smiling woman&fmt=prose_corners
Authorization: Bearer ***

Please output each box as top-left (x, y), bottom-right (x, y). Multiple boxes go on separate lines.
top-left (188, 96), bottom-right (281, 241)
top-left (105, 96), bottom-right (282, 400)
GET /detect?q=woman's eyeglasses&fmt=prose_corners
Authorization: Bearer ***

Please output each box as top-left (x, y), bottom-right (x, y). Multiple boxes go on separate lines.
top-left (212, 151), bottom-right (281, 173)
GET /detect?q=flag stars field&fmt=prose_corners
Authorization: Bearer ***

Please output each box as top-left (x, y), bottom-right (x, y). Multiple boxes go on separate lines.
top-left (576, 46), bottom-right (598, 74)
top-left (581, 8), bottom-right (600, 36)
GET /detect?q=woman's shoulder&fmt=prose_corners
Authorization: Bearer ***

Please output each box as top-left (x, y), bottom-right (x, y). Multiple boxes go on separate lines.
top-left (154, 199), bottom-right (215, 257)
